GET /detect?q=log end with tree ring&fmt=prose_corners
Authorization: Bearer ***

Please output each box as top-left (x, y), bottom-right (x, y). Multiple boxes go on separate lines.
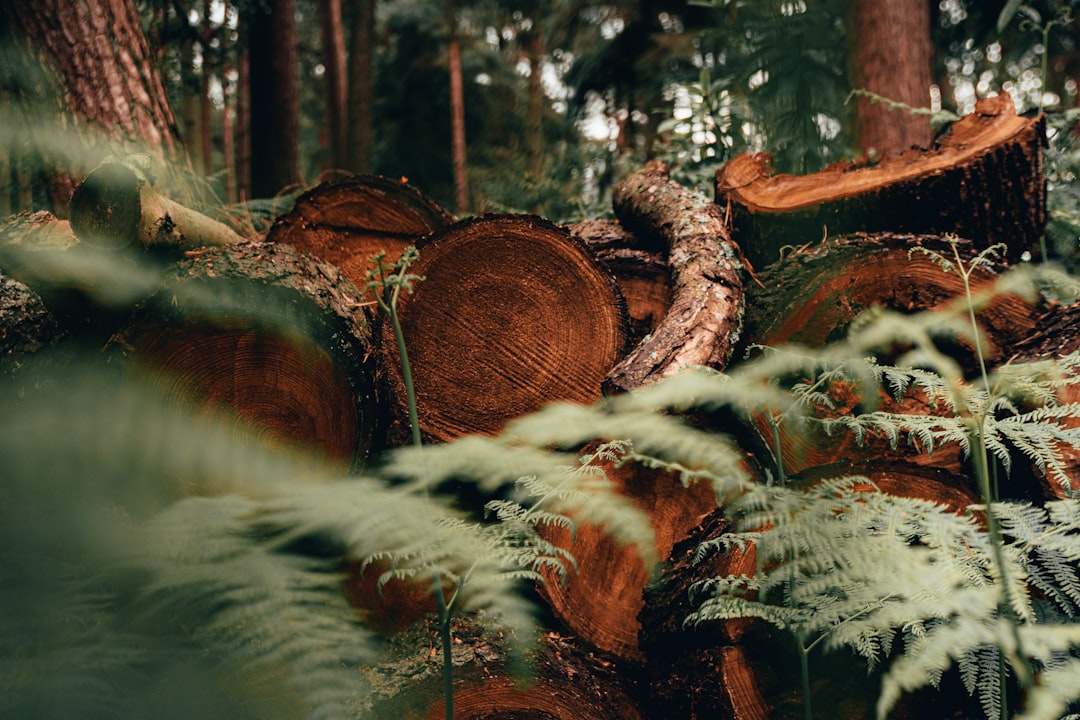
top-left (266, 174), bottom-right (454, 295)
top-left (740, 233), bottom-right (1043, 376)
top-left (382, 214), bottom-right (628, 444)
top-left (109, 241), bottom-right (380, 472)
top-left (70, 163), bottom-right (142, 250)
top-left (538, 453), bottom-right (718, 661)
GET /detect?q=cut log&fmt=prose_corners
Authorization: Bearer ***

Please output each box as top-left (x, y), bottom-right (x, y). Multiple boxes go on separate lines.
top-left (109, 241), bottom-right (379, 471)
top-left (536, 449), bottom-right (718, 661)
top-left (568, 218), bottom-right (672, 346)
top-left (741, 233), bottom-right (1043, 373)
top-left (606, 160), bottom-right (744, 392)
top-left (717, 93), bottom-right (1046, 271)
top-left (70, 158), bottom-right (243, 250)
top-left (362, 616), bottom-right (644, 720)
top-left (266, 174), bottom-right (454, 296)
top-left (380, 214), bottom-right (627, 444)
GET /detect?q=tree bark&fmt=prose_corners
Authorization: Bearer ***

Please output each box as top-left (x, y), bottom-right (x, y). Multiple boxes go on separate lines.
top-left (266, 173), bottom-right (453, 297)
top-left (0, 268), bottom-right (62, 372)
top-left (849, 0), bottom-right (934, 156)
top-left (447, 1), bottom-right (469, 214)
top-left (380, 215), bottom-right (627, 444)
top-left (717, 93), bottom-right (1046, 272)
top-left (318, 0), bottom-right (348, 171)
top-left (247, 0), bottom-right (302, 198)
top-left (606, 160), bottom-right (744, 393)
top-left (345, 0), bottom-right (376, 174)
top-left (1, 0), bottom-right (190, 209)
top-left (109, 240), bottom-right (379, 472)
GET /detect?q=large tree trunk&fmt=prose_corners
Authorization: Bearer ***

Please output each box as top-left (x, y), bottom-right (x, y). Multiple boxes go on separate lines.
top-left (0, 0), bottom-right (190, 211)
top-left (849, 0), bottom-right (934, 156)
top-left (247, 0), bottom-right (302, 198)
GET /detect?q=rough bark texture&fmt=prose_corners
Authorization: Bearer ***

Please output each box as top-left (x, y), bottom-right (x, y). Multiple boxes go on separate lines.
top-left (248, 0), bottom-right (302, 198)
top-left (1, 0), bottom-right (189, 209)
top-left (0, 269), bottom-right (61, 371)
top-left (607, 160), bottom-right (744, 392)
top-left (718, 93), bottom-right (1046, 271)
top-left (266, 174), bottom-right (453, 296)
top-left (850, 0), bottom-right (934, 156)
top-left (110, 241), bottom-right (379, 472)
top-left (381, 214), bottom-right (627, 444)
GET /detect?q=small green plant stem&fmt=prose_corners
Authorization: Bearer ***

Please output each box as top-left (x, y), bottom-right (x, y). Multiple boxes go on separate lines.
top-left (372, 254), bottom-right (453, 718)
top-left (949, 242), bottom-right (1035, 707)
top-left (793, 632), bottom-right (812, 720)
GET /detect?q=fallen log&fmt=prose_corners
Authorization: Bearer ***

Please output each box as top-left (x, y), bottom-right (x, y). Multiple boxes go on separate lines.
top-left (739, 233), bottom-right (1042, 373)
top-left (717, 93), bottom-right (1046, 271)
top-left (380, 214), bottom-right (627, 444)
top-left (266, 174), bottom-right (454, 296)
top-left (109, 240), bottom-right (380, 472)
top-left (568, 218), bottom-right (671, 346)
top-left (0, 269), bottom-right (62, 372)
top-left (606, 160), bottom-right (744, 392)
top-left (69, 158), bottom-right (243, 251)
top-left (536, 450), bottom-right (718, 661)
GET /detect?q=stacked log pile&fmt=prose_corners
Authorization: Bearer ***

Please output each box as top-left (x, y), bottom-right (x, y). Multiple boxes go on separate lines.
top-left (0, 92), bottom-right (1063, 718)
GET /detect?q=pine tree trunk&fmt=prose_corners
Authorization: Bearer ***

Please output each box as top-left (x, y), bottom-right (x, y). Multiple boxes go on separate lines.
top-left (849, 0), bottom-right (934, 156)
top-left (318, 0), bottom-right (348, 170)
top-left (247, 0), bottom-right (302, 198)
top-left (346, 0), bottom-right (376, 174)
top-left (447, 1), bottom-right (469, 215)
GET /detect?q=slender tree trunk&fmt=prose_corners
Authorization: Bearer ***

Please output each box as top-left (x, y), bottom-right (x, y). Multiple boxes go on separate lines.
top-left (345, 0), bottom-right (375, 174)
top-left (180, 25), bottom-right (200, 171)
top-left (247, 0), bottom-right (302, 198)
top-left (850, 0), bottom-right (934, 156)
top-left (526, 9), bottom-right (544, 185)
top-left (318, 0), bottom-right (348, 170)
top-left (236, 17), bottom-right (251, 201)
top-left (447, 1), bottom-right (469, 214)
top-left (199, 0), bottom-right (214, 178)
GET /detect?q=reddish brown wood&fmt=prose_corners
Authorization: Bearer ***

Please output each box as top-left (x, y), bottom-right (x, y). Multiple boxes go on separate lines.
top-left (607, 160), bottom-right (744, 392)
top-left (537, 452), bottom-right (718, 661)
top-left (266, 174), bottom-right (453, 297)
top-left (109, 241), bottom-right (379, 471)
top-left (718, 93), bottom-right (1046, 271)
top-left (569, 218), bottom-right (671, 346)
top-left (381, 214), bottom-right (627, 443)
